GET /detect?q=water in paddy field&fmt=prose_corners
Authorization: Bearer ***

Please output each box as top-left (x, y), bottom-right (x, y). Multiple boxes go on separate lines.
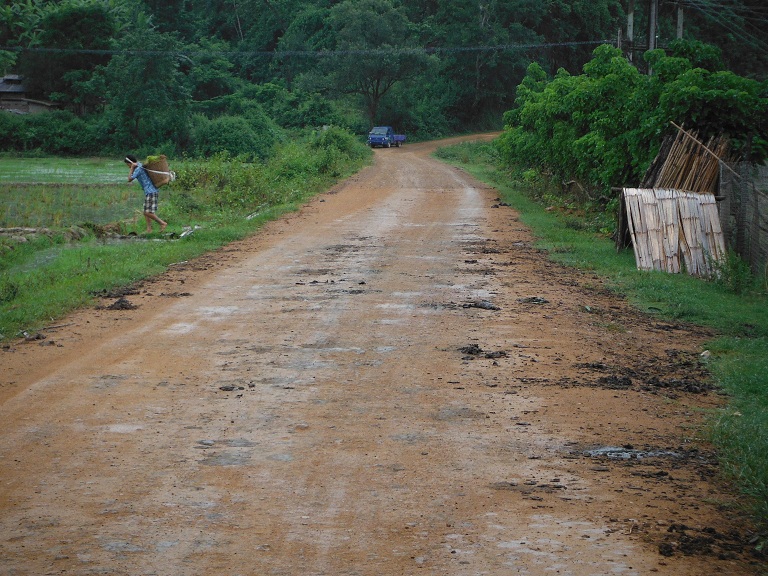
top-left (0, 159), bottom-right (124, 185)
top-left (0, 158), bottom-right (137, 227)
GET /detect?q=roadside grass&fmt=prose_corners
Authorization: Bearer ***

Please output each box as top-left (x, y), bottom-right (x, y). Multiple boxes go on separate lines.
top-left (0, 128), bottom-right (372, 340)
top-left (435, 140), bottom-right (768, 533)
top-left (708, 336), bottom-right (768, 528)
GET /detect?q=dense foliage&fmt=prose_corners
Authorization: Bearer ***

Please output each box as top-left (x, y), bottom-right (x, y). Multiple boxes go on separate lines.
top-left (1, 0), bottom-right (765, 158)
top-left (497, 42), bottom-right (768, 203)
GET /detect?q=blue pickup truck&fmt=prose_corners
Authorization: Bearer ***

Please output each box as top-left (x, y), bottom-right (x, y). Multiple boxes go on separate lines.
top-left (367, 126), bottom-right (406, 148)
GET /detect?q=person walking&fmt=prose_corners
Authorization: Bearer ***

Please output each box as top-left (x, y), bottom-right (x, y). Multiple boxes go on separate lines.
top-left (124, 154), bottom-right (167, 233)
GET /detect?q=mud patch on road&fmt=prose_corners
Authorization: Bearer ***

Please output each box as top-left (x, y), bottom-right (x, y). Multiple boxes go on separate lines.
top-left (658, 523), bottom-right (762, 561)
top-left (99, 297), bottom-right (138, 310)
top-left (569, 349), bottom-right (715, 394)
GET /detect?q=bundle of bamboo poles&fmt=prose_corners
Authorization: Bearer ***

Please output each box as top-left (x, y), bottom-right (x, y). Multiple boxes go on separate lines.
top-left (643, 123), bottom-right (735, 194)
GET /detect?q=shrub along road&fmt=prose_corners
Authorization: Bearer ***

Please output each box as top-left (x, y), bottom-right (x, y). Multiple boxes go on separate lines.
top-left (0, 136), bottom-right (762, 575)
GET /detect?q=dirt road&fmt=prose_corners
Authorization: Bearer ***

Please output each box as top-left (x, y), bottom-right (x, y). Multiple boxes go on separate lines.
top-left (1, 136), bottom-right (762, 575)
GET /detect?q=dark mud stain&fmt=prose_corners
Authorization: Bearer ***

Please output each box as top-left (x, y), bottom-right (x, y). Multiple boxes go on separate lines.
top-left (457, 344), bottom-right (508, 360)
top-left (584, 445), bottom-right (683, 460)
top-left (658, 524), bottom-right (765, 562)
top-left (462, 300), bottom-right (500, 311)
top-left (92, 284), bottom-right (141, 298)
top-left (569, 349), bottom-right (715, 394)
top-left (102, 297), bottom-right (138, 311)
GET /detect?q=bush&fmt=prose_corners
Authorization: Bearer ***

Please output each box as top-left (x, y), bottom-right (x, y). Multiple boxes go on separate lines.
top-left (499, 42), bottom-right (768, 200)
top-left (241, 83), bottom-right (344, 129)
top-left (0, 112), bottom-right (23, 152)
top-left (309, 126), bottom-right (366, 159)
top-left (191, 114), bottom-right (273, 161)
top-left (172, 152), bottom-right (269, 210)
top-left (711, 250), bottom-right (755, 295)
top-left (13, 110), bottom-right (95, 155)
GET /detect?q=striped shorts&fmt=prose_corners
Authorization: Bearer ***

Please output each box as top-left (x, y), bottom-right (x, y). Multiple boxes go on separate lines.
top-left (143, 192), bottom-right (158, 213)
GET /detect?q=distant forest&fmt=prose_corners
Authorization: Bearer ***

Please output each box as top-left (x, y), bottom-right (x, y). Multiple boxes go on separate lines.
top-left (1, 0), bottom-right (766, 156)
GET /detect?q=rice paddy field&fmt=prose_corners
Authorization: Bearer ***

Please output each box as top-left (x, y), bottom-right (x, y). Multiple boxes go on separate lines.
top-left (0, 158), bottom-right (140, 228)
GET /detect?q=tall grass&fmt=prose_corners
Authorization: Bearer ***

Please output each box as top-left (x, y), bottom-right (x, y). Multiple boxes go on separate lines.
top-left (435, 140), bottom-right (768, 533)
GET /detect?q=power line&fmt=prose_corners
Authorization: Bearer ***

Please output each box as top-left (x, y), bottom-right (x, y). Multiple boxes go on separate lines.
top-left (0, 40), bottom-right (615, 59)
top-left (682, 0), bottom-right (768, 16)
top-left (684, 0), bottom-right (768, 52)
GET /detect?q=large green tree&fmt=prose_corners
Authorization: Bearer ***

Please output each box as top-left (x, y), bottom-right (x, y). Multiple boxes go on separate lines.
top-left (423, 0), bottom-right (545, 124)
top-left (0, 0), bottom-right (46, 75)
top-left (305, 0), bottom-right (430, 126)
top-left (99, 26), bottom-right (191, 152)
top-left (16, 0), bottom-right (117, 111)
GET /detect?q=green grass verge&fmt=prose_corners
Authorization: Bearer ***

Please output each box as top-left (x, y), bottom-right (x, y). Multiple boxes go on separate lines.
top-left (435, 140), bottom-right (768, 535)
top-left (705, 335), bottom-right (768, 537)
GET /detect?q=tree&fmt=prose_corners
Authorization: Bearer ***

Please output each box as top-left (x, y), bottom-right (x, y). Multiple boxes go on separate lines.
top-left (0, 0), bottom-right (45, 75)
top-left (316, 0), bottom-right (430, 126)
top-left (17, 1), bottom-right (117, 111)
top-left (185, 37), bottom-right (242, 101)
top-left (498, 43), bottom-right (768, 196)
top-left (274, 6), bottom-right (330, 87)
top-left (424, 0), bottom-right (548, 125)
top-left (533, 0), bottom-right (623, 75)
top-left (99, 27), bottom-right (191, 152)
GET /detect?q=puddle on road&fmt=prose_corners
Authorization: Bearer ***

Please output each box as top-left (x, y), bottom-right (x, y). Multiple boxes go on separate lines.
top-left (585, 446), bottom-right (682, 460)
top-left (104, 424), bottom-right (144, 433)
top-left (200, 453), bottom-right (251, 466)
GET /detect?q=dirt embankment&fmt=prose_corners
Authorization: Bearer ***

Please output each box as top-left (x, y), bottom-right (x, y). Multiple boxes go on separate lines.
top-left (1, 136), bottom-right (764, 575)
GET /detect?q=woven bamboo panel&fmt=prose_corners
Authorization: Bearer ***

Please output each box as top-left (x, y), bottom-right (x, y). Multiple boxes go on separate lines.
top-left (622, 188), bottom-right (725, 276)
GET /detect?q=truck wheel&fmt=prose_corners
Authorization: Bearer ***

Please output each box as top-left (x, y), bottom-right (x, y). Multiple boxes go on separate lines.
top-left (385, 141), bottom-right (391, 148)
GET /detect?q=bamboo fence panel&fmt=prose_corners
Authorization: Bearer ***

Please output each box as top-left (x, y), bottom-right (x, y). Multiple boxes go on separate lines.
top-left (623, 188), bottom-right (652, 270)
top-left (622, 188), bottom-right (726, 276)
top-left (678, 196), bottom-right (705, 275)
top-left (701, 194), bottom-right (727, 263)
top-left (657, 189), bottom-right (681, 273)
top-left (642, 189), bottom-right (663, 270)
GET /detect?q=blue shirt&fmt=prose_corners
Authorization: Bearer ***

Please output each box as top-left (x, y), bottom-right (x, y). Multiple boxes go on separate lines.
top-left (130, 162), bottom-right (158, 195)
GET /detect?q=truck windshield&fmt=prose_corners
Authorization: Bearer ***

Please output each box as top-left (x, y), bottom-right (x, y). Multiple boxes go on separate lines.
top-left (370, 128), bottom-right (387, 134)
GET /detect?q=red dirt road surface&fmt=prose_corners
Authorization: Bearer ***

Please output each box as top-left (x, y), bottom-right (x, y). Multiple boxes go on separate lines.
top-left (1, 136), bottom-right (763, 575)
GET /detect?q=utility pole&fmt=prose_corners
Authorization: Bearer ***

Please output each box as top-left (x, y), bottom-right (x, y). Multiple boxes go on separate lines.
top-left (677, 3), bottom-right (684, 39)
top-left (648, 0), bottom-right (658, 52)
top-left (648, 0), bottom-right (658, 74)
top-left (627, 0), bottom-right (635, 62)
